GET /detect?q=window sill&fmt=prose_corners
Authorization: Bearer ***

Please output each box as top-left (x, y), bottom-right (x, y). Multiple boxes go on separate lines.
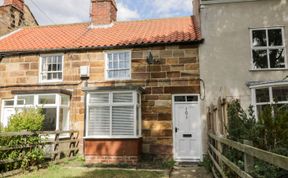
top-left (249, 68), bottom-right (288, 72)
top-left (39, 80), bottom-right (64, 84)
top-left (84, 136), bottom-right (142, 140)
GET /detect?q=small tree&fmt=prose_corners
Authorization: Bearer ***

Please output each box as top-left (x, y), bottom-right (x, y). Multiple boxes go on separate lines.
top-left (6, 108), bottom-right (44, 132)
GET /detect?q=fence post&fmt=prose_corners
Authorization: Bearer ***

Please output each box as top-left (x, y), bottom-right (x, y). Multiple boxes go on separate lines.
top-left (53, 132), bottom-right (60, 161)
top-left (244, 140), bottom-right (254, 173)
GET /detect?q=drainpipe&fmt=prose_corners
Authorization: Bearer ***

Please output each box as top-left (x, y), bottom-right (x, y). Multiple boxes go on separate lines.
top-left (83, 80), bottom-right (88, 154)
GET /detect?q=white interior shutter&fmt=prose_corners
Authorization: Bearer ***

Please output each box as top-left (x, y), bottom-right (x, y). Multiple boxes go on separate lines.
top-left (112, 106), bottom-right (134, 136)
top-left (88, 106), bottom-right (110, 136)
top-left (113, 92), bottom-right (133, 103)
top-left (90, 93), bottom-right (109, 104)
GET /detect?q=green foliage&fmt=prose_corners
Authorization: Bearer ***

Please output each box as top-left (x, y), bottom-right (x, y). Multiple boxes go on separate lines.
top-left (227, 100), bottom-right (257, 142)
top-left (225, 100), bottom-right (288, 178)
top-left (0, 108), bottom-right (45, 172)
top-left (199, 155), bottom-right (212, 172)
top-left (6, 108), bottom-right (44, 132)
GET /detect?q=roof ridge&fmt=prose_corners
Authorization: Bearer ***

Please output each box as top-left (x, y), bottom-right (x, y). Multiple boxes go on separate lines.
top-left (21, 16), bottom-right (193, 30)
top-left (116, 16), bottom-right (193, 24)
top-left (21, 22), bottom-right (90, 29)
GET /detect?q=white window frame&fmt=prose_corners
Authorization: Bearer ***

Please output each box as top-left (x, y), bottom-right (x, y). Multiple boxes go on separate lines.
top-left (39, 54), bottom-right (64, 83)
top-left (250, 27), bottom-right (287, 70)
top-left (85, 90), bottom-right (141, 139)
top-left (0, 94), bottom-right (70, 131)
top-left (251, 83), bottom-right (288, 119)
top-left (104, 50), bottom-right (132, 81)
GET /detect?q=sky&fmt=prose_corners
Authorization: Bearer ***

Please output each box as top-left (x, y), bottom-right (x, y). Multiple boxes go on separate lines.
top-left (0, 0), bottom-right (193, 25)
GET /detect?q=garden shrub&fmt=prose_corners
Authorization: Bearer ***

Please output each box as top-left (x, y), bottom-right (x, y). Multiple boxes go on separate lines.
top-left (224, 100), bottom-right (288, 178)
top-left (0, 108), bottom-right (45, 172)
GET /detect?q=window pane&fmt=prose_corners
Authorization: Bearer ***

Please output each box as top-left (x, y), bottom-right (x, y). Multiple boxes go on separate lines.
top-left (113, 92), bottom-right (133, 103)
top-left (4, 100), bottom-right (14, 106)
top-left (39, 95), bottom-right (56, 104)
top-left (187, 96), bottom-right (198, 102)
top-left (269, 49), bottom-right (285, 68)
top-left (175, 96), bottom-right (186, 102)
top-left (272, 87), bottom-right (288, 102)
top-left (256, 88), bottom-right (270, 103)
top-left (257, 104), bottom-right (271, 117)
top-left (88, 106), bottom-right (110, 136)
top-left (112, 106), bottom-right (134, 136)
top-left (17, 96), bottom-right (34, 105)
top-left (59, 108), bottom-right (69, 131)
top-left (252, 30), bottom-right (267, 47)
top-left (119, 53), bottom-right (126, 68)
top-left (42, 108), bottom-right (57, 131)
top-left (268, 29), bottom-right (283, 46)
top-left (61, 95), bottom-right (69, 105)
top-left (90, 93), bottom-right (109, 104)
top-left (253, 50), bottom-right (268, 69)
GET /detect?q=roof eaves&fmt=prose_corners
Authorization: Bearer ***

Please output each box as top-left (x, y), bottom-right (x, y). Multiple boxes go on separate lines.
top-left (0, 40), bottom-right (204, 57)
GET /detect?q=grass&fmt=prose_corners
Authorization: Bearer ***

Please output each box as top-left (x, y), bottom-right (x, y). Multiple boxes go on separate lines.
top-left (13, 164), bottom-right (166, 178)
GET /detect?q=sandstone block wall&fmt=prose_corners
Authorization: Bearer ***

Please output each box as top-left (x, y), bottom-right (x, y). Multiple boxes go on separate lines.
top-left (0, 44), bottom-right (200, 158)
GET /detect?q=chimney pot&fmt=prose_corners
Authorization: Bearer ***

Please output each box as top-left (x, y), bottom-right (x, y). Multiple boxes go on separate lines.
top-left (91, 0), bottom-right (117, 26)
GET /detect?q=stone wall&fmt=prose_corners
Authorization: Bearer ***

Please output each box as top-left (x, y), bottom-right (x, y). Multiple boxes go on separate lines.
top-left (0, 44), bottom-right (200, 158)
top-left (0, 4), bottom-right (37, 36)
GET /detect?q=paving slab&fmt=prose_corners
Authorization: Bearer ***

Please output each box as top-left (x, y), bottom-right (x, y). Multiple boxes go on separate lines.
top-left (171, 165), bottom-right (212, 178)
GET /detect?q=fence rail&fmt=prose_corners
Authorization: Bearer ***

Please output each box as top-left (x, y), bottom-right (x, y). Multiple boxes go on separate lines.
top-left (0, 130), bottom-right (80, 175)
top-left (208, 133), bottom-right (288, 178)
top-left (206, 97), bottom-right (288, 177)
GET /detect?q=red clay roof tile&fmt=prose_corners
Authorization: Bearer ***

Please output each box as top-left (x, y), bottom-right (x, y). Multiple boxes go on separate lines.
top-left (0, 16), bottom-right (201, 53)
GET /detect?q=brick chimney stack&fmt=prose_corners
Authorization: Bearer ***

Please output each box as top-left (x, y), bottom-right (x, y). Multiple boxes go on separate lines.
top-left (91, 0), bottom-right (117, 26)
top-left (4, 0), bottom-right (24, 12)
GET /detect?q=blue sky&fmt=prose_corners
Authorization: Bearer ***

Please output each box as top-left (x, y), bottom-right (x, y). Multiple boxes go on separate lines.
top-left (0, 0), bottom-right (193, 25)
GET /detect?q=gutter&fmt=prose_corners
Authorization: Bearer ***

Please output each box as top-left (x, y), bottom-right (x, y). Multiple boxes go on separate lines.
top-left (0, 40), bottom-right (204, 57)
top-left (201, 0), bottom-right (268, 5)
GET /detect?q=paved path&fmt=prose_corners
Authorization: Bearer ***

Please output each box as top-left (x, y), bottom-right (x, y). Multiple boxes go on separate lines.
top-left (171, 165), bottom-right (212, 178)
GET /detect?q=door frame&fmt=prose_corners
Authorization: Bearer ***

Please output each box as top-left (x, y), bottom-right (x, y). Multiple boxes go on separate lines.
top-left (172, 94), bottom-right (203, 162)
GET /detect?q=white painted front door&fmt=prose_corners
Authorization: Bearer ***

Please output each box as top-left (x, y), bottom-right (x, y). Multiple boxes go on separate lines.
top-left (173, 95), bottom-right (202, 162)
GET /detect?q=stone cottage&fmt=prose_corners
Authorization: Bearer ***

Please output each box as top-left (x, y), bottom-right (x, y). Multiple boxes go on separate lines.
top-left (0, 0), bottom-right (204, 164)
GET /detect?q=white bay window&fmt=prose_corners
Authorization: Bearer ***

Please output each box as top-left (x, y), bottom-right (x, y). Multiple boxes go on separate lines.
top-left (86, 91), bottom-right (141, 138)
top-left (1, 94), bottom-right (70, 131)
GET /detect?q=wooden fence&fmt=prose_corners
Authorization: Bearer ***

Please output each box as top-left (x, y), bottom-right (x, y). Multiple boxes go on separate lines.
top-left (0, 130), bottom-right (79, 175)
top-left (206, 98), bottom-right (288, 178)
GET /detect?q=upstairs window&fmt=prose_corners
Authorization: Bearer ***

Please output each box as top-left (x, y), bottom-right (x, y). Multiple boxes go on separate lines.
top-left (40, 54), bottom-right (64, 82)
top-left (251, 27), bottom-right (286, 70)
top-left (105, 51), bottom-right (131, 80)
